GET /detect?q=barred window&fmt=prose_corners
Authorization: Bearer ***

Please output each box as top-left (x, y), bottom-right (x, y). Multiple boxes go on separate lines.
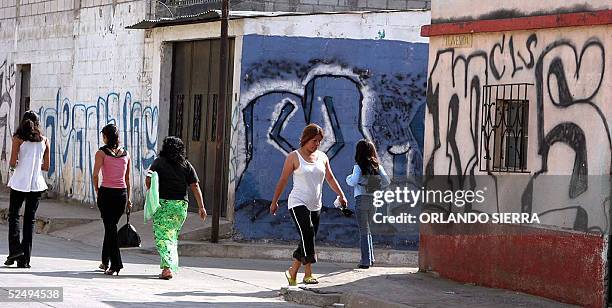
top-left (479, 84), bottom-right (531, 173)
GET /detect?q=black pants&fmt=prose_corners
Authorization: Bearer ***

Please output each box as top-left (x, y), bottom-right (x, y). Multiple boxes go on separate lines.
top-left (289, 205), bottom-right (320, 265)
top-left (8, 189), bottom-right (42, 265)
top-left (97, 187), bottom-right (127, 271)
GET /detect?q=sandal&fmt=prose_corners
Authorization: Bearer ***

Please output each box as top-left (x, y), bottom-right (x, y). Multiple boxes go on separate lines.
top-left (303, 276), bottom-right (319, 284)
top-left (159, 268), bottom-right (173, 280)
top-left (285, 270), bottom-right (297, 286)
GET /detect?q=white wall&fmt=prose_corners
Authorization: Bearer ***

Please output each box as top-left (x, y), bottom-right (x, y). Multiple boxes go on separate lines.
top-left (424, 25), bottom-right (611, 233)
top-left (0, 0), bottom-right (155, 205)
top-left (242, 11), bottom-right (430, 42)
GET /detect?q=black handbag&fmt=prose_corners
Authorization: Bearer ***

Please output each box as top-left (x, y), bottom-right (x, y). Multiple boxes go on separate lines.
top-left (117, 210), bottom-right (141, 248)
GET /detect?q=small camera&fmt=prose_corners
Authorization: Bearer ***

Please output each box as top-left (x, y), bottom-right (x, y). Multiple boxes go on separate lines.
top-left (340, 206), bottom-right (354, 217)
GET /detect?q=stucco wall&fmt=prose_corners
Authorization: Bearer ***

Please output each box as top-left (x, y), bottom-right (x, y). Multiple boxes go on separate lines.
top-left (424, 26), bottom-right (611, 232)
top-left (423, 1), bottom-right (610, 305)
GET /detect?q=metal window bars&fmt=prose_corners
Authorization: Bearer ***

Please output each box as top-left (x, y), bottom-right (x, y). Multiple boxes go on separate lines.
top-left (479, 83), bottom-right (532, 173)
top-left (175, 94), bottom-right (185, 138)
top-left (192, 94), bottom-right (202, 141)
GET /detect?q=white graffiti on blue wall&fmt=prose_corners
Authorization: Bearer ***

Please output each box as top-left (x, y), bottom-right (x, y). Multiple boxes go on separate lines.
top-left (232, 35), bottom-right (428, 248)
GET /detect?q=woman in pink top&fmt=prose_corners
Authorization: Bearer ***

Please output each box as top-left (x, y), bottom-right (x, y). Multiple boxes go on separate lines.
top-left (92, 124), bottom-right (131, 275)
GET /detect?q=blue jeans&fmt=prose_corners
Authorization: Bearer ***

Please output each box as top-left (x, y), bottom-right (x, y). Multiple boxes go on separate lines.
top-left (355, 195), bottom-right (374, 266)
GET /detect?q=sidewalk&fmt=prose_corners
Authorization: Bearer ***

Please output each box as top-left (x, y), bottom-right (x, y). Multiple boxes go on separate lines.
top-left (0, 193), bottom-right (576, 307)
top-left (0, 192), bottom-right (232, 251)
top-left (0, 224), bottom-right (307, 307)
top-left (0, 192), bottom-right (416, 265)
top-left (281, 268), bottom-right (575, 307)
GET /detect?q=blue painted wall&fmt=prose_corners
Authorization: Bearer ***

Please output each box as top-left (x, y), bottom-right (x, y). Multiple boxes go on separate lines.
top-left (233, 35), bottom-right (428, 249)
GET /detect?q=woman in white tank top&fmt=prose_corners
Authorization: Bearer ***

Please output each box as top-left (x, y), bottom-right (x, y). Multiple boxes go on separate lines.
top-left (5, 111), bottom-right (50, 268)
top-left (271, 124), bottom-right (347, 286)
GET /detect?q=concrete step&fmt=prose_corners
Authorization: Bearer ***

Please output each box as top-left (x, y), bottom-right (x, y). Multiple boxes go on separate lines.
top-left (0, 195), bottom-right (101, 234)
top-left (50, 208), bottom-right (233, 252)
top-left (0, 209), bottom-right (98, 234)
top-left (178, 219), bottom-right (233, 241)
top-left (176, 240), bottom-right (418, 266)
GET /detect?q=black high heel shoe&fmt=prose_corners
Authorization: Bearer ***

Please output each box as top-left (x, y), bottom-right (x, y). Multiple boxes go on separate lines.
top-left (104, 269), bottom-right (120, 276)
top-left (4, 252), bottom-right (24, 266)
top-left (99, 263), bottom-right (109, 271)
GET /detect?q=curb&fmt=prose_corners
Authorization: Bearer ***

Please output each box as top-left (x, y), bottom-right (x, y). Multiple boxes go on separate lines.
top-left (178, 220), bottom-right (233, 241)
top-left (177, 241), bottom-right (418, 266)
top-left (281, 287), bottom-right (342, 307)
top-left (281, 287), bottom-right (414, 307)
top-left (0, 208), bottom-right (98, 234)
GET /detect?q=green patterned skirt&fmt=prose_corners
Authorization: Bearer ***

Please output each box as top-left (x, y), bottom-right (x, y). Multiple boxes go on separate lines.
top-left (153, 198), bottom-right (188, 272)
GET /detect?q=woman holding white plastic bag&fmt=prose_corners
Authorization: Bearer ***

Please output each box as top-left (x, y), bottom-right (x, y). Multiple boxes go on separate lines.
top-left (145, 136), bottom-right (206, 279)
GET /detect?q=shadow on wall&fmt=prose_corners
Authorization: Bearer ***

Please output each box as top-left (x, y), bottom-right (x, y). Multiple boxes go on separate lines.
top-left (232, 35), bottom-right (429, 249)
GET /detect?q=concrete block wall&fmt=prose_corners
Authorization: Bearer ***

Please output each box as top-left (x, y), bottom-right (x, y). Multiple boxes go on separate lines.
top-left (232, 0), bottom-right (430, 12)
top-left (0, 0), bottom-right (156, 206)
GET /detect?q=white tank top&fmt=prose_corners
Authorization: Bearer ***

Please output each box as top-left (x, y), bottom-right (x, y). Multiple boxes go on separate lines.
top-left (287, 150), bottom-right (327, 211)
top-left (8, 138), bottom-right (48, 192)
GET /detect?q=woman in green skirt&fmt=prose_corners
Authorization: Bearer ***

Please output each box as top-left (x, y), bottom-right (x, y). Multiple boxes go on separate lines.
top-left (146, 136), bottom-right (207, 279)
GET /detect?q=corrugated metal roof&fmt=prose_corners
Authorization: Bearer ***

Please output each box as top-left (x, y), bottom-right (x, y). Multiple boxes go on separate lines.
top-left (126, 9), bottom-right (426, 29)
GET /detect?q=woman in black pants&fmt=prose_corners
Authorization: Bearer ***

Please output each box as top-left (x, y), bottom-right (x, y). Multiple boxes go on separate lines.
top-left (92, 124), bottom-right (132, 275)
top-left (270, 124), bottom-right (347, 286)
top-left (5, 111), bottom-right (50, 268)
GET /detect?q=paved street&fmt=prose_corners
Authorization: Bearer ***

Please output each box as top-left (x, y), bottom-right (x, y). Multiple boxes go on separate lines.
top-left (0, 224), bottom-right (318, 307)
top-left (0, 222), bottom-right (578, 308)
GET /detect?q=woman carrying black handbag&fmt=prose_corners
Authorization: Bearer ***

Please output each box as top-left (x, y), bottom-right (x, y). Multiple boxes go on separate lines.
top-left (92, 124), bottom-right (132, 276)
top-left (117, 209), bottom-right (141, 248)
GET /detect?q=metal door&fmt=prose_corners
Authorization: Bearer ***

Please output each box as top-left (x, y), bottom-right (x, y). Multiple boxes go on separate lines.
top-left (169, 39), bottom-right (233, 215)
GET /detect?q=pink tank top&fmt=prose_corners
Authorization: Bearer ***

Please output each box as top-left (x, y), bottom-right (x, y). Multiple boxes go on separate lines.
top-left (101, 153), bottom-right (129, 188)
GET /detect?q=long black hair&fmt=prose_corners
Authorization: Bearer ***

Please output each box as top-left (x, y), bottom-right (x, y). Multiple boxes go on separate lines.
top-left (355, 139), bottom-right (379, 174)
top-left (14, 110), bottom-right (43, 142)
top-left (159, 136), bottom-right (186, 166)
top-left (101, 124), bottom-right (120, 149)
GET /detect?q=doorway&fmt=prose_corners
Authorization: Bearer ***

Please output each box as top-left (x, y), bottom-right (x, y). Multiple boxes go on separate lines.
top-left (169, 39), bottom-right (234, 215)
top-left (18, 64), bottom-right (31, 120)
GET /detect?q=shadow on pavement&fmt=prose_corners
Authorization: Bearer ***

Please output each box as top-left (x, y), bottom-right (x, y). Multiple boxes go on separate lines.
top-left (102, 301), bottom-right (300, 307)
top-left (156, 290), bottom-right (279, 299)
top-left (1, 269), bottom-right (159, 280)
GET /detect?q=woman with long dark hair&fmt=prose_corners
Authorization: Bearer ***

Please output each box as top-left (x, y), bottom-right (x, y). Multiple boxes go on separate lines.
top-left (146, 136), bottom-right (206, 280)
top-left (270, 124), bottom-right (347, 286)
top-left (346, 139), bottom-right (389, 269)
top-left (5, 111), bottom-right (50, 268)
top-left (93, 123), bottom-right (131, 275)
